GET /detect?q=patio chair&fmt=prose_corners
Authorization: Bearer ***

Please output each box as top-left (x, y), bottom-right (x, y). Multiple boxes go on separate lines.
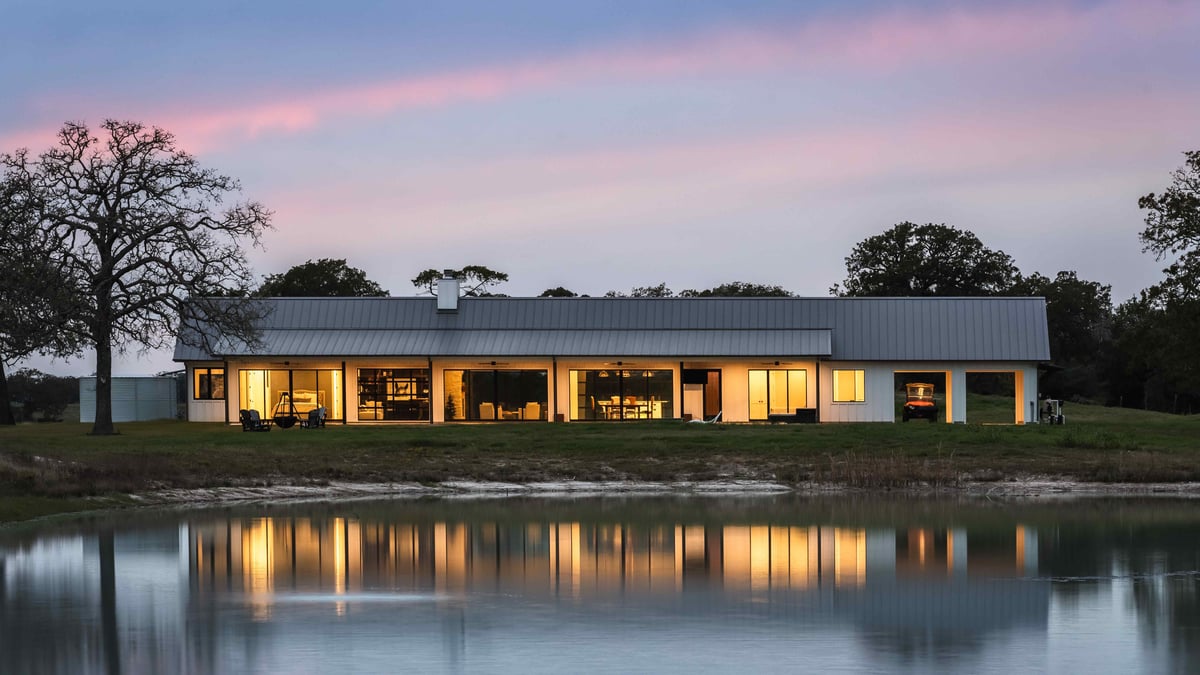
top-left (240, 409), bottom-right (271, 432)
top-left (479, 402), bottom-right (495, 420)
top-left (524, 402), bottom-right (541, 420)
top-left (688, 411), bottom-right (722, 424)
top-left (300, 406), bottom-right (327, 429)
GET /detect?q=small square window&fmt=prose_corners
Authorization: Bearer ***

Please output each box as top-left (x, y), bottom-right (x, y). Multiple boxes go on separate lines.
top-left (194, 368), bottom-right (225, 400)
top-left (832, 369), bottom-right (865, 402)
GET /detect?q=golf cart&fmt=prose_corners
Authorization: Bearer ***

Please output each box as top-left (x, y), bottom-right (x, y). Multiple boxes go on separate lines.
top-left (1040, 398), bottom-right (1065, 425)
top-left (902, 382), bottom-right (938, 423)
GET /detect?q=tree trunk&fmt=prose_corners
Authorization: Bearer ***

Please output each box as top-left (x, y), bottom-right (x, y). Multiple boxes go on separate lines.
top-left (0, 359), bottom-right (14, 425)
top-left (92, 324), bottom-right (116, 435)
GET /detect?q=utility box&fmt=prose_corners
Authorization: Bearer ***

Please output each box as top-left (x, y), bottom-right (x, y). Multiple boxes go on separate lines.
top-left (79, 377), bottom-right (179, 423)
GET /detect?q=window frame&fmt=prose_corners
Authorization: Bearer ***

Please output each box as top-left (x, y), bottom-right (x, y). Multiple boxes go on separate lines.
top-left (193, 367), bottom-right (225, 401)
top-left (832, 369), bottom-right (866, 403)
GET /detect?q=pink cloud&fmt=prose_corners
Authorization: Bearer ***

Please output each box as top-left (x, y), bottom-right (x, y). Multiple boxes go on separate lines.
top-left (2, 0), bottom-right (1194, 154)
top-left (261, 86), bottom-right (1200, 247)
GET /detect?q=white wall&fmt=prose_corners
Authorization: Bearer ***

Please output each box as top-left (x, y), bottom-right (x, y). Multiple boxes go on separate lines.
top-left (185, 363), bottom-right (226, 422)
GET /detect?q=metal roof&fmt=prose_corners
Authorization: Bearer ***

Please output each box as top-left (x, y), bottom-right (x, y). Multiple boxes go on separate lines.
top-left (174, 296), bottom-right (1050, 362)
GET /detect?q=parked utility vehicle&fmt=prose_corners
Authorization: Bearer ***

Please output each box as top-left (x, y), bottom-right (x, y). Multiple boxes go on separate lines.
top-left (902, 382), bottom-right (938, 422)
top-left (1040, 399), bottom-right (1065, 425)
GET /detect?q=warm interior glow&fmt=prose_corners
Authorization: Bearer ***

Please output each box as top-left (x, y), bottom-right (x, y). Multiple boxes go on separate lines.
top-left (832, 369), bottom-right (865, 402)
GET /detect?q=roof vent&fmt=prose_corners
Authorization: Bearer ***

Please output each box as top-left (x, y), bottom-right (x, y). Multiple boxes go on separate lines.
top-left (437, 270), bottom-right (460, 312)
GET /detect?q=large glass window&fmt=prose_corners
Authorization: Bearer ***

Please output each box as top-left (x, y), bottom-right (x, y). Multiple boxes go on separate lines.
top-left (444, 370), bottom-right (548, 421)
top-left (748, 369), bottom-right (807, 420)
top-left (193, 367), bottom-right (225, 400)
top-left (239, 369), bottom-right (344, 421)
top-left (833, 369), bottom-right (866, 403)
top-left (570, 370), bottom-right (673, 421)
top-left (358, 369), bottom-right (430, 421)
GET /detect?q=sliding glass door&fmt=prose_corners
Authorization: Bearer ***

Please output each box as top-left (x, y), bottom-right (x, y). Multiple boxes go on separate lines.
top-left (239, 369), bottom-right (344, 421)
top-left (570, 370), bottom-right (673, 420)
top-left (748, 369), bottom-right (807, 420)
top-left (443, 369), bottom-right (548, 421)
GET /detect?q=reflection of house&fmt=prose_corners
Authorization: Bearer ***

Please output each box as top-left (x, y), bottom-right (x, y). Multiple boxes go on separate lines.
top-left (187, 518), bottom-right (1040, 600)
top-left (176, 274), bottom-right (1050, 424)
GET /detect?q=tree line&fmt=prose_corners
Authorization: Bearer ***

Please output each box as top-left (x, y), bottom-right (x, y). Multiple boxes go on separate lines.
top-left (2, 119), bottom-right (1198, 432)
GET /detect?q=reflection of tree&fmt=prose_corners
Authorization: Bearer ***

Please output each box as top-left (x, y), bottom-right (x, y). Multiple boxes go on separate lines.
top-left (99, 528), bottom-right (122, 675)
top-left (1041, 518), bottom-right (1200, 673)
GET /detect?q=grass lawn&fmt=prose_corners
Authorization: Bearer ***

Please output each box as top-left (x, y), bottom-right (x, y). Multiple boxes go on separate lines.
top-left (2, 398), bottom-right (1198, 522)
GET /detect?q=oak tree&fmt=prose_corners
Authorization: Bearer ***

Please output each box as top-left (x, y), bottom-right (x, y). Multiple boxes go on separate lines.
top-left (679, 282), bottom-right (792, 297)
top-left (260, 258), bottom-right (388, 297)
top-left (0, 163), bottom-right (84, 424)
top-left (1, 120), bottom-right (272, 434)
top-left (832, 222), bottom-right (1021, 297)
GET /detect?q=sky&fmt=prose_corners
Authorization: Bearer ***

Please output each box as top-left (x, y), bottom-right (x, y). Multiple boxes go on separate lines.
top-left (4, 0), bottom-right (1198, 376)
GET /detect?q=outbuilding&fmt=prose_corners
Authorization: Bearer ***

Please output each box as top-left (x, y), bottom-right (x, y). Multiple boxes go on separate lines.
top-left (80, 376), bottom-right (180, 423)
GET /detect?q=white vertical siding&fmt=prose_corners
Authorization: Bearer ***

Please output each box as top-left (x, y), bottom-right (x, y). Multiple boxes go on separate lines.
top-left (80, 377), bottom-right (178, 423)
top-left (817, 362), bottom-right (1039, 424)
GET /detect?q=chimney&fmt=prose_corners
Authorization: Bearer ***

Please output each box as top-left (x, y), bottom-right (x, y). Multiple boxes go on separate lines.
top-left (437, 269), bottom-right (460, 312)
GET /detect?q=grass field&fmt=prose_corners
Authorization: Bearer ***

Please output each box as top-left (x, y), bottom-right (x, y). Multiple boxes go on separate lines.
top-left (2, 398), bottom-right (1198, 522)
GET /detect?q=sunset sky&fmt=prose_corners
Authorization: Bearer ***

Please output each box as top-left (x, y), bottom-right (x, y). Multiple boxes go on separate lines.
top-left (4, 0), bottom-right (1199, 375)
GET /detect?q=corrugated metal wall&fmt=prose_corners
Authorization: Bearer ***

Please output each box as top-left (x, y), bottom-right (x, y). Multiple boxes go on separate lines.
top-left (79, 377), bottom-right (178, 423)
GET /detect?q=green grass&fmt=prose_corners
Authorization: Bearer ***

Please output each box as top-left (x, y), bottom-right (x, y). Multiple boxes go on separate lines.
top-left (2, 398), bottom-right (1199, 522)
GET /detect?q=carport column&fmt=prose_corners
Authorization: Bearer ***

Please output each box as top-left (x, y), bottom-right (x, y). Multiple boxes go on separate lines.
top-left (949, 368), bottom-right (967, 423)
top-left (1020, 365), bottom-right (1039, 425)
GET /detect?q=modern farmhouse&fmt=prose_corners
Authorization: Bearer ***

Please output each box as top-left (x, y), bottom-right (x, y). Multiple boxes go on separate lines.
top-left (174, 279), bottom-right (1050, 426)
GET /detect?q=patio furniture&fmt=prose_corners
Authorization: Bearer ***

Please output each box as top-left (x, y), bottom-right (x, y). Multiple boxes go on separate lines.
top-left (239, 409), bottom-right (272, 432)
top-left (300, 406), bottom-right (327, 429)
top-left (524, 402), bottom-right (541, 420)
top-left (479, 402), bottom-right (495, 420)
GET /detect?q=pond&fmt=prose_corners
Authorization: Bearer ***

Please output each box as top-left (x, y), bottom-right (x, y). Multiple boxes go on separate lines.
top-left (2, 495), bottom-right (1198, 674)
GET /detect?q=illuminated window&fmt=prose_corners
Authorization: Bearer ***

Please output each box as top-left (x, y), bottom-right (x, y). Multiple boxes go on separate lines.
top-left (357, 368), bottom-right (428, 421)
top-left (748, 369), bottom-right (807, 420)
top-left (832, 369), bottom-right (865, 402)
top-left (240, 369), bottom-right (344, 421)
top-left (569, 370), bottom-right (674, 420)
top-left (194, 367), bottom-right (225, 400)
top-left (443, 369), bottom-right (547, 421)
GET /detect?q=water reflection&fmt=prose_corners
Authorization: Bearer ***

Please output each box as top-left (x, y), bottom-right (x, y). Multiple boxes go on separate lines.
top-left (1, 497), bottom-right (1197, 674)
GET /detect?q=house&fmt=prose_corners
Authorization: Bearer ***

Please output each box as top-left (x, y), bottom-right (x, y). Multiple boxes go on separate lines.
top-left (174, 276), bottom-right (1050, 425)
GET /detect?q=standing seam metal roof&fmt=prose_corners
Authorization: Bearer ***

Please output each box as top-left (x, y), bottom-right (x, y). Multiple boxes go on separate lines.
top-left (173, 296), bottom-right (1050, 362)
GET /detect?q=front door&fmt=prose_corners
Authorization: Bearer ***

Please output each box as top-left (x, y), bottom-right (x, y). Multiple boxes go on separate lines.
top-left (681, 369), bottom-right (721, 421)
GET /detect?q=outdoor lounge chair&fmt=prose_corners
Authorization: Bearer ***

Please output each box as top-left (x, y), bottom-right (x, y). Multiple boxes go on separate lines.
top-left (688, 411), bottom-right (722, 424)
top-left (300, 406), bottom-right (327, 429)
top-left (240, 409), bottom-right (271, 432)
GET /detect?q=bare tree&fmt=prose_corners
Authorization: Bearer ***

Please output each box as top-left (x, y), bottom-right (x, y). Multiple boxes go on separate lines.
top-left (1, 120), bottom-right (272, 434)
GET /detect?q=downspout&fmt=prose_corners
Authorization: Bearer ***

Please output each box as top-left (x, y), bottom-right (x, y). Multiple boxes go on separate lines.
top-left (552, 356), bottom-right (558, 422)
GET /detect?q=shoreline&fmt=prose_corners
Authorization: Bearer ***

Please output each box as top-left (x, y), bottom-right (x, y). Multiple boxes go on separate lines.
top-left (131, 477), bottom-right (1200, 506)
top-left (4, 477), bottom-right (1200, 528)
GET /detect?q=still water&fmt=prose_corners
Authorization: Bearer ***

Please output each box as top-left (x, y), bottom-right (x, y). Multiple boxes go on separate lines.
top-left (1, 495), bottom-right (1198, 674)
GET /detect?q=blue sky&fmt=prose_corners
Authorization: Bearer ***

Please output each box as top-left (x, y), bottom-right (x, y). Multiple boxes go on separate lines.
top-left (4, 0), bottom-right (1199, 375)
